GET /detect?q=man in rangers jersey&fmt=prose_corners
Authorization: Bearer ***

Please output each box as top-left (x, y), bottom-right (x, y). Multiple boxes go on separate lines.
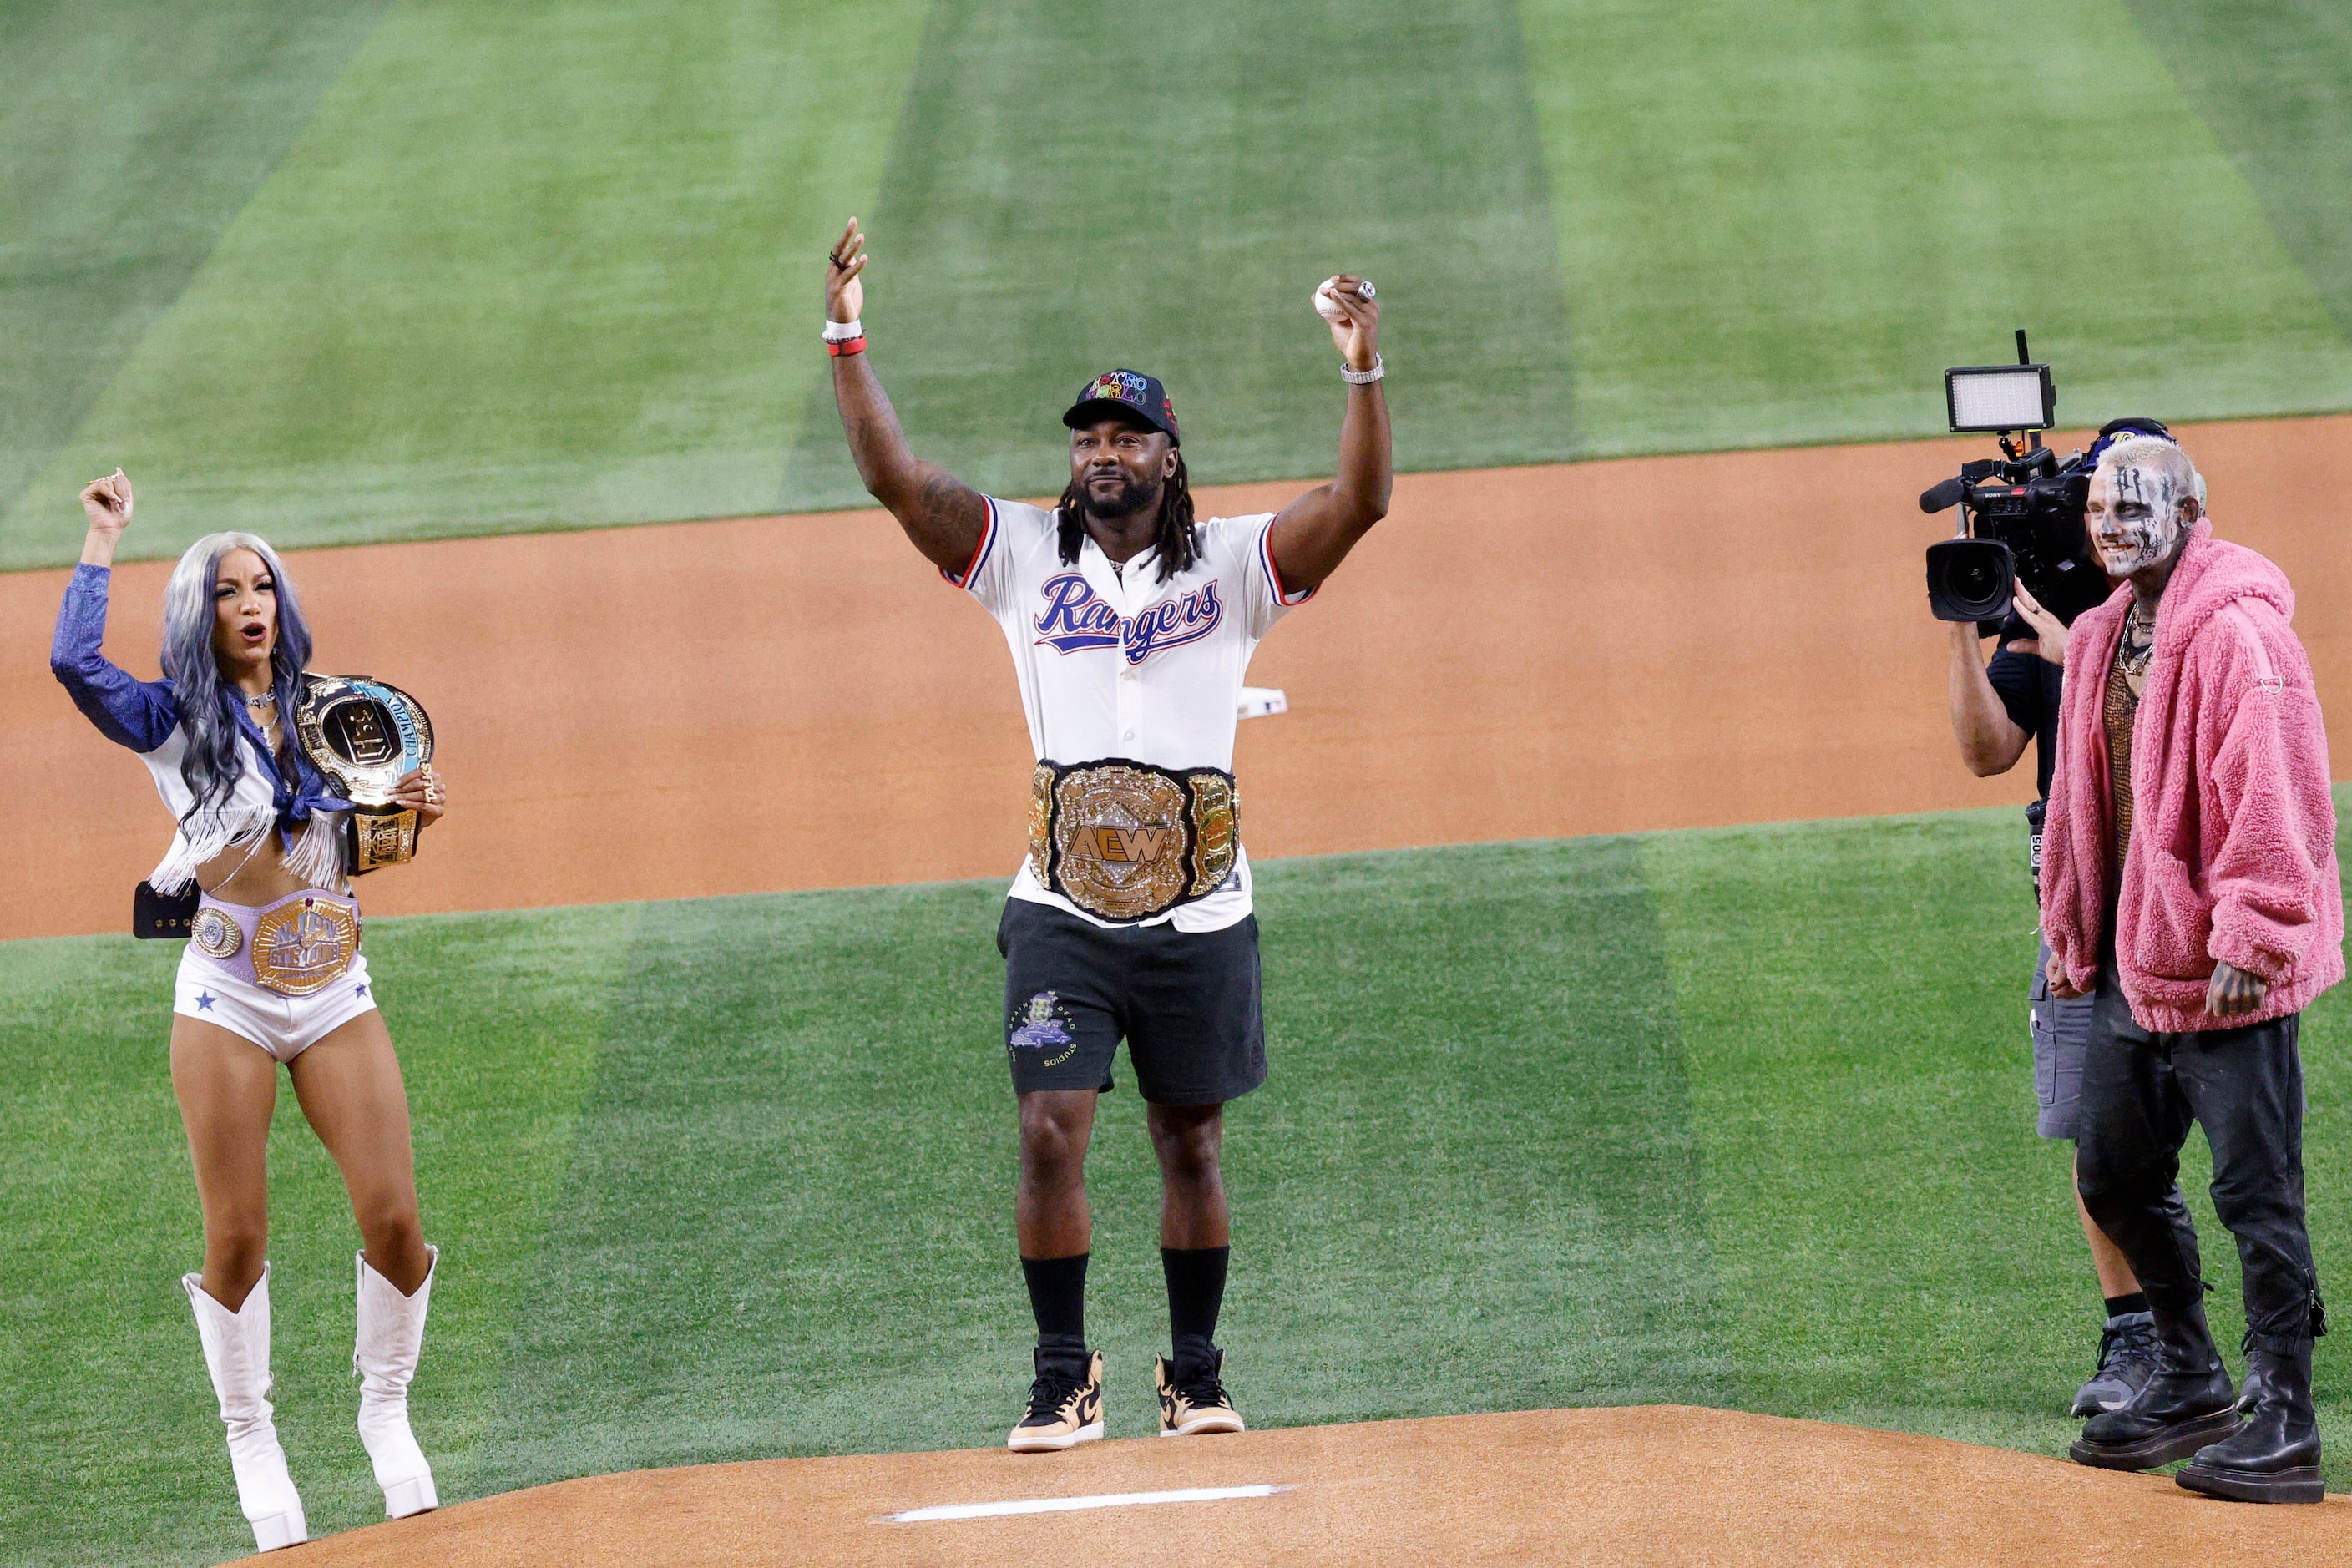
top-left (822, 217), bottom-right (1390, 1449)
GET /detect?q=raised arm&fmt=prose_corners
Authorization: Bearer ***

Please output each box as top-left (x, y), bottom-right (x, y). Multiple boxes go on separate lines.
top-left (1266, 275), bottom-right (1392, 594)
top-left (52, 469), bottom-right (180, 751)
top-left (824, 219), bottom-right (988, 575)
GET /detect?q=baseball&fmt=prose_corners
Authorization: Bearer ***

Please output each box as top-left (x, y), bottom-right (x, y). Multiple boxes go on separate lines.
top-left (1312, 276), bottom-right (1373, 322)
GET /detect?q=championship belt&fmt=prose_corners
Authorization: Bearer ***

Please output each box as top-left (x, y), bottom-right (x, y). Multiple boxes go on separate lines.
top-left (1028, 758), bottom-right (1239, 923)
top-left (293, 675), bottom-right (434, 874)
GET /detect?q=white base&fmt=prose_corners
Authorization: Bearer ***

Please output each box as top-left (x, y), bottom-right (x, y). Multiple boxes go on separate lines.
top-left (1161, 1414), bottom-right (1247, 1437)
top-left (250, 1510), bottom-right (307, 1552)
top-left (1008, 1419), bottom-right (1104, 1453)
top-left (382, 1472), bottom-right (439, 1518)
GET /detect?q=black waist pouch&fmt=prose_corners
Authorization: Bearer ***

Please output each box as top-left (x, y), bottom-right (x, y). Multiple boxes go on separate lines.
top-left (133, 880), bottom-right (200, 939)
top-left (2026, 799), bottom-right (2047, 898)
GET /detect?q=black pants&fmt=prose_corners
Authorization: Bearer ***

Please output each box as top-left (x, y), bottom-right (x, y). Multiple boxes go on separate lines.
top-left (2075, 965), bottom-right (2325, 1353)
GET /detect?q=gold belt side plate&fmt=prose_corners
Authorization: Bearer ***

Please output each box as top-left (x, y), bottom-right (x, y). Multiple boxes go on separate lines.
top-left (349, 809), bottom-right (420, 874)
top-left (1027, 762), bottom-right (1057, 888)
top-left (251, 896), bottom-right (361, 996)
top-left (1186, 771), bottom-right (1238, 897)
top-left (1050, 765), bottom-right (1193, 923)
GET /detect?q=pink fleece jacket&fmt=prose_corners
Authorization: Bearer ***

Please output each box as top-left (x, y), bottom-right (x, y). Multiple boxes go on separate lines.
top-left (2042, 522), bottom-right (2343, 1031)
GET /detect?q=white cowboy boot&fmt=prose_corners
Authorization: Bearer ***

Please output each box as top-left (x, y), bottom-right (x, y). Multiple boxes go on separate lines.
top-left (183, 1267), bottom-right (308, 1552)
top-left (354, 1245), bottom-right (439, 1517)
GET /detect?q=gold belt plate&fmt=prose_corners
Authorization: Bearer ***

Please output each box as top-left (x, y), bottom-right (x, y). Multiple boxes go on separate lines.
top-left (1032, 760), bottom-right (1242, 923)
top-left (251, 896), bottom-right (361, 996)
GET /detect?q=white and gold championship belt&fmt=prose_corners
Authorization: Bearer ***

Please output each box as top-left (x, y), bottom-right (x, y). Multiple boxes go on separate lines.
top-left (293, 675), bottom-right (434, 874)
top-left (1028, 758), bottom-right (1239, 924)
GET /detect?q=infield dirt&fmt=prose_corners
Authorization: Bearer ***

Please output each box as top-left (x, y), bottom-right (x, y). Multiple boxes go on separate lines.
top-left (7, 415), bottom-right (2349, 942)
top-left (228, 1405), bottom-right (2350, 1567)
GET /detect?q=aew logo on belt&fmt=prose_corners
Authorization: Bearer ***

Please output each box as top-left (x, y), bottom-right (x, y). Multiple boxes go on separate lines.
top-left (1077, 822), bottom-right (1175, 863)
top-left (1033, 572), bottom-right (1224, 665)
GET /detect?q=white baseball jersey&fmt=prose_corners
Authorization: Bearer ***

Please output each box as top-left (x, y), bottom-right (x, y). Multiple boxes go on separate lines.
top-left (948, 495), bottom-right (1315, 931)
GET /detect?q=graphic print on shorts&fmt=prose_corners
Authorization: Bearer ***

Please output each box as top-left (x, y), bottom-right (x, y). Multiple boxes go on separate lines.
top-left (1009, 990), bottom-right (1081, 1067)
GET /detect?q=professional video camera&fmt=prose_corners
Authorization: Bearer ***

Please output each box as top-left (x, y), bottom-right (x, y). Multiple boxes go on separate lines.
top-left (1916, 331), bottom-right (2137, 631)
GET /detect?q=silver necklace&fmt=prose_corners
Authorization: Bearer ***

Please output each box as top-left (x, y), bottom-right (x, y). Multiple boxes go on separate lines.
top-left (2119, 601), bottom-right (2156, 679)
top-left (242, 690), bottom-right (276, 711)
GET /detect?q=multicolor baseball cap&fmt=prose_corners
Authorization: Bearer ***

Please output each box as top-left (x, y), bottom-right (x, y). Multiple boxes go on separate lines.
top-left (1063, 368), bottom-right (1180, 444)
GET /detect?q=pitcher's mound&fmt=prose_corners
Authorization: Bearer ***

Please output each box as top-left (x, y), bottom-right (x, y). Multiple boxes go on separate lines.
top-left (240, 1405), bottom-right (2345, 1565)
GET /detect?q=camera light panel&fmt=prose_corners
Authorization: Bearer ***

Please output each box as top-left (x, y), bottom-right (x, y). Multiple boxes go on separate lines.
top-left (1945, 365), bottom-right (2055, 432)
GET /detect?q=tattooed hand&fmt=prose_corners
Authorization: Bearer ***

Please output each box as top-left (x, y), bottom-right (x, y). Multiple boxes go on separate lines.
top-left (2206, 959), bottom-right (2268, 1019)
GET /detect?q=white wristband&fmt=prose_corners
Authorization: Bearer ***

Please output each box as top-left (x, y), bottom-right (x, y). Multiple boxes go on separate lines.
top-left (823, 318), bottom-right (864, 343)
top-left (1342, 353), bottom-right (1383, 385)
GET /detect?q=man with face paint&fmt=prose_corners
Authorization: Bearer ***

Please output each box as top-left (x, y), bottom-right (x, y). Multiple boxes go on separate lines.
top-left (2041, 433), bottom-right (2343, 1503)
top-left (1945, 422), bottom-right (2183, 1420)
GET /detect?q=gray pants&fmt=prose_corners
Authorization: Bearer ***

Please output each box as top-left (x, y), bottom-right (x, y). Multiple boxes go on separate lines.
top-left (2031, 938), bottom-right (2098, 1140)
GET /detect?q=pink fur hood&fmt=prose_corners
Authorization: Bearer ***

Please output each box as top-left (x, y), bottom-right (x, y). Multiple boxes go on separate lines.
top-left (2041, 522), bottom-right (2343, 1031)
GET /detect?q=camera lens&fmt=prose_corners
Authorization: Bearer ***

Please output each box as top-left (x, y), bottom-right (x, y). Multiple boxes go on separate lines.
top-left (1925, 538), bottom-right (2016, 623)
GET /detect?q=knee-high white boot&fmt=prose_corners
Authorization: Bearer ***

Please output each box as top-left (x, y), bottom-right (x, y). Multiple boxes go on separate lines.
top-left (354, 1245), bottom-right (439, 1518)
top-left (183, 1267), bottom-right (308, 1552)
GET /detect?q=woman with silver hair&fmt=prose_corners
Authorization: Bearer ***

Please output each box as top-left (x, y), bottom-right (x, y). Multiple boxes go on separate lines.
top-left (51, 470), bottom-right (448, 1552)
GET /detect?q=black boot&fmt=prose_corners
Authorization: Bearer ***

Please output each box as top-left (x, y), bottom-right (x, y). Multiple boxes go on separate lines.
top-left (2177, 1341), bottom-right (2323, 1503)
top-left (2070, 1302), bottom-right (2240, 1470)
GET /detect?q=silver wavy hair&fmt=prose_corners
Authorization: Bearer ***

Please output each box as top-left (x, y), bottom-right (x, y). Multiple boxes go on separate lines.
top-left (159, 532), bottom-right (315, 812)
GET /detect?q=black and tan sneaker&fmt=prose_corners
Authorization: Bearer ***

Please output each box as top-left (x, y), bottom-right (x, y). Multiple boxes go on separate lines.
top-left (1008, 1348), bottom-right (1104, 1452)
top-left (1155, 1348), bottom-right (1245, 1437)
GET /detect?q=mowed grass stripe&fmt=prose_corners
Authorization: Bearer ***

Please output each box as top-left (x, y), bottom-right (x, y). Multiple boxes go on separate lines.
top-left (1646, 800), bottom-right (2352, 1487)
top-left (778, 0), bottom-right (1580, 513)
top-left (1518, 0), bottom-right (2352, 458)
top-left (0, 1), bottom-right (392, 536)
top-left (2125, 0), bottom-right (2352, 341)
top-left (0, 0), bottom-right (932, 569)
top-left (467, 841), bottom-right (1712, 1495)
top-left (5, 810), bottom-right (2344, 1563)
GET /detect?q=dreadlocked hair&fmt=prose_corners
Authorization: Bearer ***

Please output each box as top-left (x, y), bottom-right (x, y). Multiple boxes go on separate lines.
top-left (1056, 452), bottom-right (1198, 583)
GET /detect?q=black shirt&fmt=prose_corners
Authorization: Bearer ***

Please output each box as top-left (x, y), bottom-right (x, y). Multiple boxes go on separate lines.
top-left (1985, 620), bottom-right (2066, 800)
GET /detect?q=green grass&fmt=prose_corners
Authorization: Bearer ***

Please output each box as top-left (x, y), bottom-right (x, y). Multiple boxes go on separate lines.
top-left (2126, 1), bottom-right (2352, 339)
top-left (8, 1), bottom-right (2352, 565)
top-left (1519, 0), bottom-right (2352, 456)
top-left (4, 802), bottom-right (2349, 1565)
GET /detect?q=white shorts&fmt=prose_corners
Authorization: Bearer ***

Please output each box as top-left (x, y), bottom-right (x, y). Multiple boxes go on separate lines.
top-left (175, 947), bottom-right (378, 1063)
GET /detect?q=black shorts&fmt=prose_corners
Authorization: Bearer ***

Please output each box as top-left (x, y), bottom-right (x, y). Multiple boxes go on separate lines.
top-left (998, 898), bottom-right (1267, 1105)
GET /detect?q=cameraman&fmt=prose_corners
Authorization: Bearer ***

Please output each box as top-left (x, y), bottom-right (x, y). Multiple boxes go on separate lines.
top-left (1948, 548), bottom-right (2172, 1418)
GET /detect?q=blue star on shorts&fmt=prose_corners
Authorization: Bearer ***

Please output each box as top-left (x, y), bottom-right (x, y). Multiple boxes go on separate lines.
top-left (354, 982), bottom-right (370, 999)
top-left (195, 991), bottom-right (215, 1012)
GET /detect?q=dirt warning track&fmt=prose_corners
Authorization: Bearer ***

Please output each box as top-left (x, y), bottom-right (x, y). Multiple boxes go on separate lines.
top-left (6, 416), bottom-right (2349, 941)
top-left (233, 1406), bottom-right (2349, 1567)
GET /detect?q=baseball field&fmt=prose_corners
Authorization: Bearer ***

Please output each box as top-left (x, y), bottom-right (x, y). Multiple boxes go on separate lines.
top-left (7, 2), bottom-right (2352, 1564)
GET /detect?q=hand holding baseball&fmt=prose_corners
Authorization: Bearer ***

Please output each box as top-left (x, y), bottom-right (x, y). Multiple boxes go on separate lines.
top-left (1312, 275), bottom-right (1380, 372)
top-left (825, 218), bottom-right (867, 325)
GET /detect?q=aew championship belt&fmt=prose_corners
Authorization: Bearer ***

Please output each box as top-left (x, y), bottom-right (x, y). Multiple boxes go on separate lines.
top-left (1028, 759), bottom-right (1239, 923)
top-left (293, 675), bottom-right (434, 874)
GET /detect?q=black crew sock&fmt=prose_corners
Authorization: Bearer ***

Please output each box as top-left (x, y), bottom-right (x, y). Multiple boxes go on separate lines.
top-left (2104, 1291), bottom-right (2150, 1320)
top-left (1162, 1245), bottom-right (1231, 1374)
top-left (1022, 1252), bottom-right (1089, 1368)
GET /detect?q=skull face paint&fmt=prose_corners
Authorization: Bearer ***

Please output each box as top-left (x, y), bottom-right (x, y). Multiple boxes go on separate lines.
top-left (2085, 459), bottom-right (2190, 578)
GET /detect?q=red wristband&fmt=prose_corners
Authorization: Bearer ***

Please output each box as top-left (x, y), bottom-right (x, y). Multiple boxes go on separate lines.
top-left (827, 336), bottom-right (867, 357)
